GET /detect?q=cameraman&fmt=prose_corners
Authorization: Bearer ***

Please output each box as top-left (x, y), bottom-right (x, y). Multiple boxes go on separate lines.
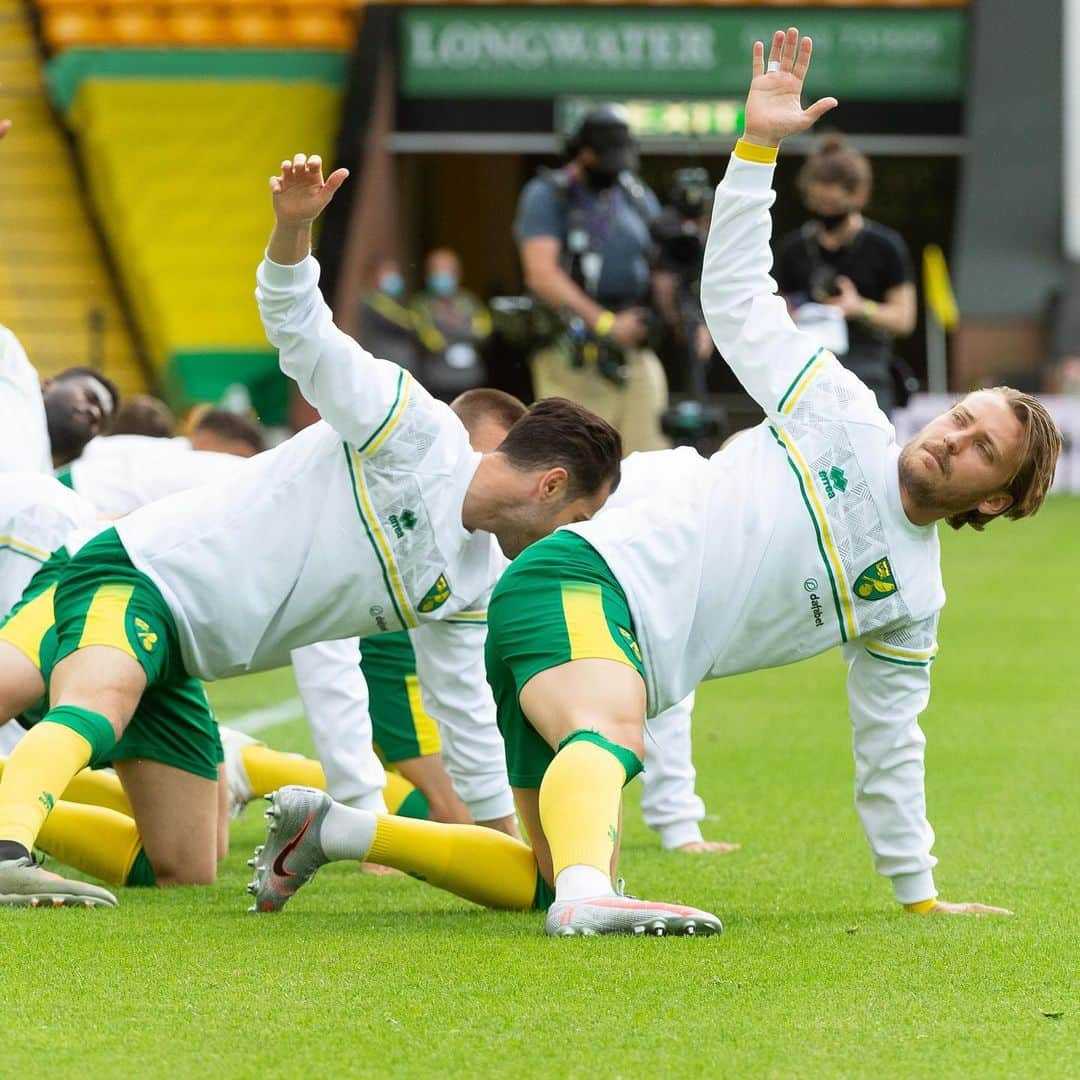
top-left (651, 168), bottom-right (717, 372)
top-left (513, 105), bottom-right (670, 452)
top-left (773, 134), bottom-right (916, 415)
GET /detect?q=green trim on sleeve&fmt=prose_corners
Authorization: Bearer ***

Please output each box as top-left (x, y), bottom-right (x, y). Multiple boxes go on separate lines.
top-left (777, 347), bottom-right (824, 413)
top-left (865, 648), bottom-right (934, 668)
top-left (356, 368), bottom-right (406, 455)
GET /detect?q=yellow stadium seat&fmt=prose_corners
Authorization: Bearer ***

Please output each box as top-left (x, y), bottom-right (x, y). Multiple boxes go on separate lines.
top-left (108, 7), bottom-right (171, 45)
top-left (226, 8), bottom-right (290, 46)
top-left (43, 7), bottom-right (110, 51)
top-left (69, 78), bottom-right (343, 382)
top-left (164, 5), bottom-right (230, 46)
top-left (284, 7), bottom-right (355, 49)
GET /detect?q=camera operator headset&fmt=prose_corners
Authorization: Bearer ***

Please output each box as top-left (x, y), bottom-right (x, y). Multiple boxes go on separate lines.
top-left (513, 104), bottom-right (671, 452)
top-left (773, 134), bottom-right (917, 416)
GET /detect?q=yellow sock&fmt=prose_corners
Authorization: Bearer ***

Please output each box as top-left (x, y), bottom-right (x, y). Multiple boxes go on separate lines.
top-left (367, 815), bottom-right (537, 909)
top-left (241, 744), bottom-right (325, 795)
top-left (62, 768), bottom-right (133, 817)
top-left (36, 800), bottom-right (143, 885)
top-left (242, 746), bottom-right (425, 818)
top-left (538, 738), bottom-right (628, 877)
top-left (0, 721), bottom-right (96, 851)
top-left (0, 759), bottom-right (132, 817)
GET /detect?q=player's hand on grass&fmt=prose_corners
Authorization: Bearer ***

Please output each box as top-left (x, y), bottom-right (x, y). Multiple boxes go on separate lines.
top-left (743, 27), bottom-right (838, 149)
top-left (907, 899), bottom-right (1014, 917)
top-left (270, 153), bottom-right (349, 226)
top-left (676, 839), bottom-right (741, 854)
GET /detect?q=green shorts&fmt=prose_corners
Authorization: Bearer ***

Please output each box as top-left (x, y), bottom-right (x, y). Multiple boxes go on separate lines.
top-left (360, 631), bottom-right (441, 763)
top-left (0, 528), bottom-right (222, 780)
top-left (485, 530), bottom-right (644, 789)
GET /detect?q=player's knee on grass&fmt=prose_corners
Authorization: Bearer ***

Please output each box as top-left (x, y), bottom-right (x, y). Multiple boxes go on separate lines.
top-left (117, 759), bottom-right (220, 886)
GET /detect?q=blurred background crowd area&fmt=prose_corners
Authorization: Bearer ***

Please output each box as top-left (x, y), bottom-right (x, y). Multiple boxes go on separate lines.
top-left (1, 0), bottom-right (1077, 477)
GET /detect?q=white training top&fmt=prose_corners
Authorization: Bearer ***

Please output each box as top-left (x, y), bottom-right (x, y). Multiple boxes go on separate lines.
top-left (66, 435), bottom-right (243, 517)
top-left (115, 255), bottom-right (505, 682)
top-left (567, 155), bottom-right (945, 904)
top-left (70, 424), bottom-right (511, 822)
top-left (0, 473), bottom-right (98, 615)
top-left (0, 326), bottom-right (51, 474)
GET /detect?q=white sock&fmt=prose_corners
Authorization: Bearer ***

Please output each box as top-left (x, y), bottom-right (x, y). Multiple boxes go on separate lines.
top-left (318, 801), bottom-right (378, 862)
top-left (554, 864), bottom-right (615, 903)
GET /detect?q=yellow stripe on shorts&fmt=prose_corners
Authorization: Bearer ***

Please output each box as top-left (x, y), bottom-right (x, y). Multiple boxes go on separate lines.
top-left (0, 585), bottom-right (57, 669)
top-left (77, 584), bottom-right (137, 660)
top-left (560, 582), bottom-right (634, 666)
top-left (405, 674), bottom-right (442, 757)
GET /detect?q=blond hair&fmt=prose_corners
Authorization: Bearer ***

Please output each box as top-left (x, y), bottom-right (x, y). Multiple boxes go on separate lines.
top-left (947, 388), bottom-right (1063, 531)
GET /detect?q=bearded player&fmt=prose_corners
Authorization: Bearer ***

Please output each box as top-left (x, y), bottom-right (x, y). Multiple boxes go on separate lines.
top-left (250, 29), bottom-right (1061, 936)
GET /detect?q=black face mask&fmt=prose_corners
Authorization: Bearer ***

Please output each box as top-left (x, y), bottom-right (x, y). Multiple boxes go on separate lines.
top-left (814, 210), bottom-right (851, 232)
top-left (583, 163), bottom-right (622, 191)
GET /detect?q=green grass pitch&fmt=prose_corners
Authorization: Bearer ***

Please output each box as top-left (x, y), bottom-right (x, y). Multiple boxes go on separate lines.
top-left (5, 499), bottom-right (1078, 1078)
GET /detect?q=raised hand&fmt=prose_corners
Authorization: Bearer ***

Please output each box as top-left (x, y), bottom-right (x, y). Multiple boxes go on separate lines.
top-left (743, 27), bottom-right (838, 148)
top-left (270, 153), bottom-right (349, 226)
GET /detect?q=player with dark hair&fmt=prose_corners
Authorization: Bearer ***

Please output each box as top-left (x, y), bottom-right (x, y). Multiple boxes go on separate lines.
top-left (0, 152), bottom-right (620, 907)
top-left (0, 328), bottom-right (119, 472)
top-left (250, 30), bottom-right (1061, 936)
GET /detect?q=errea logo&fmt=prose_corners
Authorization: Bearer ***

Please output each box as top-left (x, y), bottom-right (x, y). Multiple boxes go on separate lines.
top-left (389, 509), bottom-right (417, 539)
top-left (818, 466), bottom-right (848, 500)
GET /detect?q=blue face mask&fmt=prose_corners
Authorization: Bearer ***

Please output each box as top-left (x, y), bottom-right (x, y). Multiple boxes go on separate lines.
top-left (379, 272), bottom-right (404, 298)
top-left (427, 271), bottom-right (457, 297)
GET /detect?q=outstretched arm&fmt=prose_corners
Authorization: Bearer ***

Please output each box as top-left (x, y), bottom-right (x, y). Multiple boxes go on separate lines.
top-left (845, 620), bottom-right (1011, 917)
top-left (701, 30), bottom-right (853, 417)
top-left (257, 154), bottom-right (429, 451)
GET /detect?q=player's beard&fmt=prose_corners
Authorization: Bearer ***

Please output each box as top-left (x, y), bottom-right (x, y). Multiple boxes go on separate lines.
top-left (898, 440), bottom-right (964, 519)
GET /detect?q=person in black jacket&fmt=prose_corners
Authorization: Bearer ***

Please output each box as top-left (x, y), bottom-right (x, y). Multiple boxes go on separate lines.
top-left (773, 134), bottom-right (916, 416)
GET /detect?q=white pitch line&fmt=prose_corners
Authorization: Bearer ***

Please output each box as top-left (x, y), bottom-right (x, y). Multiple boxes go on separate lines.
top-left (224, 696), bottom-right (305, 735)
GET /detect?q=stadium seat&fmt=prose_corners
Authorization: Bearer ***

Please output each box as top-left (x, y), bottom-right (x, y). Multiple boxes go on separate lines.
top-left (108, 8), bottom-right (171, 46)
top-left (163, 5), bottom-right (230, 47)
top-left (42, 8), bottom-right (110, 51)
top-left (284, 8), bottom-right (355, 50)
top-left (69, 77), bottom-right (343, 400)
top-left (225, 8), bottom-right (290, 47)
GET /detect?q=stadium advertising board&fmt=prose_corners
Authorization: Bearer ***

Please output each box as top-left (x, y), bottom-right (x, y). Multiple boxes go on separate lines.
top-left (401, 8), bottom-right (967, 102)
top-left (895, 394), bottom-right (1080, 494)
top-left (557, 98), bottom-right (745, 140)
